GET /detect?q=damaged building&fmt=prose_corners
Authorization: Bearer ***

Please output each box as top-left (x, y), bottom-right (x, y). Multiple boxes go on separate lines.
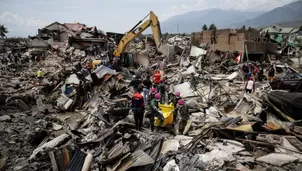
top-left (34, 21), bottom-right (108, 49)
top-left (192, 29), bottom-right (278, 62)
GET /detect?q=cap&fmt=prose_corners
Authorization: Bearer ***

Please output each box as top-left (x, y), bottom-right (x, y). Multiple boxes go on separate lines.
top-left (151, 87), bottom-right (156, 94)
top-left (155, 93), bottom-right (161, 100)
top-left (175, 92), bottom-right (180, 97)
top-left (178, 99), bottom-right (185, 105)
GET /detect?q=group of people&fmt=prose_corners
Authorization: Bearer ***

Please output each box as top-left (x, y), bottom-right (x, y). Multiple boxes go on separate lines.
top-left (129, 70), bottom-right (190, 135)
top-left (242, 62), bottom-right (278, 94)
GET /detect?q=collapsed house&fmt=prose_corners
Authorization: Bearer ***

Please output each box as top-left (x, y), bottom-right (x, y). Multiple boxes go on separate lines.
top-left (261, 25), bottom-right (302, 57)
top-left (31, 22), bottom-right (108, 49)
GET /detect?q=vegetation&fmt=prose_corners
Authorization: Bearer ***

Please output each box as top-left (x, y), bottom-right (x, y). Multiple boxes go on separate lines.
top-left (202, 24), bottom-right (208, 31)
top-left (241, 25), bottom-right (246, 30)
top-left (0, 24), bottom-right (8, 38)
top-left (209, 24), bottom-right (217, 31)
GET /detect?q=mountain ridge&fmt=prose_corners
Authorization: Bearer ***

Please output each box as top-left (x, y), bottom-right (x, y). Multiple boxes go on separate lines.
top-left (159, 0), bottom-right (302, 33)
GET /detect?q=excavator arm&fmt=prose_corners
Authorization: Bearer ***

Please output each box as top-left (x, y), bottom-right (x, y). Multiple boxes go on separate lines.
top-left (113, 11), bottom-right (162, 57)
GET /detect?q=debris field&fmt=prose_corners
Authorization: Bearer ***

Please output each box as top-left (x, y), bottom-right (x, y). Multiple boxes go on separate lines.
top-left (1, 19), bottom-right (302, 171)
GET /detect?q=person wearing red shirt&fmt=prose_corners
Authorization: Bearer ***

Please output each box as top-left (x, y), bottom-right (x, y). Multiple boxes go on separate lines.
top-left (152, 70), bottom-right (161, 88)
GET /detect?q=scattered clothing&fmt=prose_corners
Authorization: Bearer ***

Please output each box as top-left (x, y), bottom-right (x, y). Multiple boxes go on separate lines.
top-left (64, 85), bottom-right (73, 95)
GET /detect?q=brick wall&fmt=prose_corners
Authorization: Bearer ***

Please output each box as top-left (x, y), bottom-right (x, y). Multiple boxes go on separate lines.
top-left (191, 29), bottom-right (273, 53)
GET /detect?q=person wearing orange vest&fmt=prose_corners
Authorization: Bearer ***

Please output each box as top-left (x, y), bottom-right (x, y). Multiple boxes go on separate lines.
top-left (131, 87), bottom-right (145, 131)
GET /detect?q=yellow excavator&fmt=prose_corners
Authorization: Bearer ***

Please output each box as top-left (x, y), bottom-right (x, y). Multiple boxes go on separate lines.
top-left (113, 11), bottom-right (164, 58)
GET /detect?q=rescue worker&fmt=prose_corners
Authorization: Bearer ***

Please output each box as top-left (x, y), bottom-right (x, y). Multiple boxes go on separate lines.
top-left (245, 77), bottom-right (255, 93)
top-left (253, 64), bottom-right (259, 81)
top-left (150, 93), bottom-right (164, 132)
top-left (76, 81), bottom-right (86, 109)
top-left (37, 69), bottom-right (43, 81)
top-left (86, 61), bottom-right (93, 73)
top-left (258, 66), bottom-right (264, 82)
top-left (152, 70), bottom-right (161, 88)
top-left (170, 92), bottom-right (182, 125)
top-left (267, 65), bottom-right (275, 82)
top-left (129, 75), bottom-right (142, 93)
top-left (190, 72), bottom-right (197, 90)
top-left (147, 87), bottom-right (157, 106)
top-left (158, 79), bottom-right (166, 104)
top-left (131, 88), bottom-right (145, 131)
top-left (145, 87), bottom-right (157, 123)
top-left (142, 75), bottom-right (152, 104)
top-left (174, 99), bottom-right (190, 135)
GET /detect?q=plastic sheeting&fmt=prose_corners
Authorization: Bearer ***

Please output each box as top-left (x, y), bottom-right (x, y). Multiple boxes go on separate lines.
top-left (268, 91), bottom-right (302, 120)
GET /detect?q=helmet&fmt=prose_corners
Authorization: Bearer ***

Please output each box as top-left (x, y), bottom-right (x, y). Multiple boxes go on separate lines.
top-left (155, 93), bottom-right (161, 100)
top-left (178, 99), bottom-right (185, 106)
top-left (175, 92), bottom-right (180, 97)
top-left (151, 88), bottom-right (156, 94)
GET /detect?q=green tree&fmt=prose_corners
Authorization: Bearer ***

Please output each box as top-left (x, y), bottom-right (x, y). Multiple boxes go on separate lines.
top-left (248, 27), bottom-right (252, 31)
top-left (164, 32), bottom-right (169, 37)
top-left (299, 25), bottom-right (302, 31)
top-left (242, 25), bottom-right (246, 30)
top-left (202, 24), bottom-right (208, 31)
top-left (209, 24), bottom-right (216, 30)
top-left (0, 25), bottom-right (8, 38)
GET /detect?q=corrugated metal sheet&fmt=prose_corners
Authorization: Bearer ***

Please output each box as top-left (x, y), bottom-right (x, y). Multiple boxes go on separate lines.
top-left (173, 82), bottom-right (195, 98)
top-left (190, 45), bottom-right (207, 57)
top-left (87, 65), bottom-right (119, 82)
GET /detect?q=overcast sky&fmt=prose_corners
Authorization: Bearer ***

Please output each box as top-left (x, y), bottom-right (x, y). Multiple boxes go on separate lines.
top-left (0, 0), bottom-right (298, 37)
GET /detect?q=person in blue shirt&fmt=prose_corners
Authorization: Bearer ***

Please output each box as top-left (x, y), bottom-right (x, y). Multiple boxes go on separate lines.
top-left (64, 84), bottom-right (73, 95)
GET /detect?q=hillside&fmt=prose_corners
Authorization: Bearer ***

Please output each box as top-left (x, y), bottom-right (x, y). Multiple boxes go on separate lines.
top-left (160, 9), bottom-right (263, 33)
top-left (235, 0), bottom-right (302, 27)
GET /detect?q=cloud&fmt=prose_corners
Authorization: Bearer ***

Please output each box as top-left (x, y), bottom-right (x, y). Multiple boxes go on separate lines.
top-left (160, 0), bottom-right (298, 20)
top-left (0, 12), bottom-right (49, 36)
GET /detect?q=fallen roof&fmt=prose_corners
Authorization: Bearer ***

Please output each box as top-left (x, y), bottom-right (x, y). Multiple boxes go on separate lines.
top-left (64, 23), bottom-right (86, 33)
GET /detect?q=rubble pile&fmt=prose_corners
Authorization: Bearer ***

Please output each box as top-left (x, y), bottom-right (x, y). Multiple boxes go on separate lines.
top-left (1, 24), bottom-right (302, 171)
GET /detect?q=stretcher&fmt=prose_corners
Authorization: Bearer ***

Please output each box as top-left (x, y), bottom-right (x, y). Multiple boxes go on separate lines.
top-left (154, 103), bottom-right (174, 127)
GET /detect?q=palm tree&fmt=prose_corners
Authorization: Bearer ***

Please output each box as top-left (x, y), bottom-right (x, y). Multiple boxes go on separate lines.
top-left (0, 25), bottom-right (8, 38)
